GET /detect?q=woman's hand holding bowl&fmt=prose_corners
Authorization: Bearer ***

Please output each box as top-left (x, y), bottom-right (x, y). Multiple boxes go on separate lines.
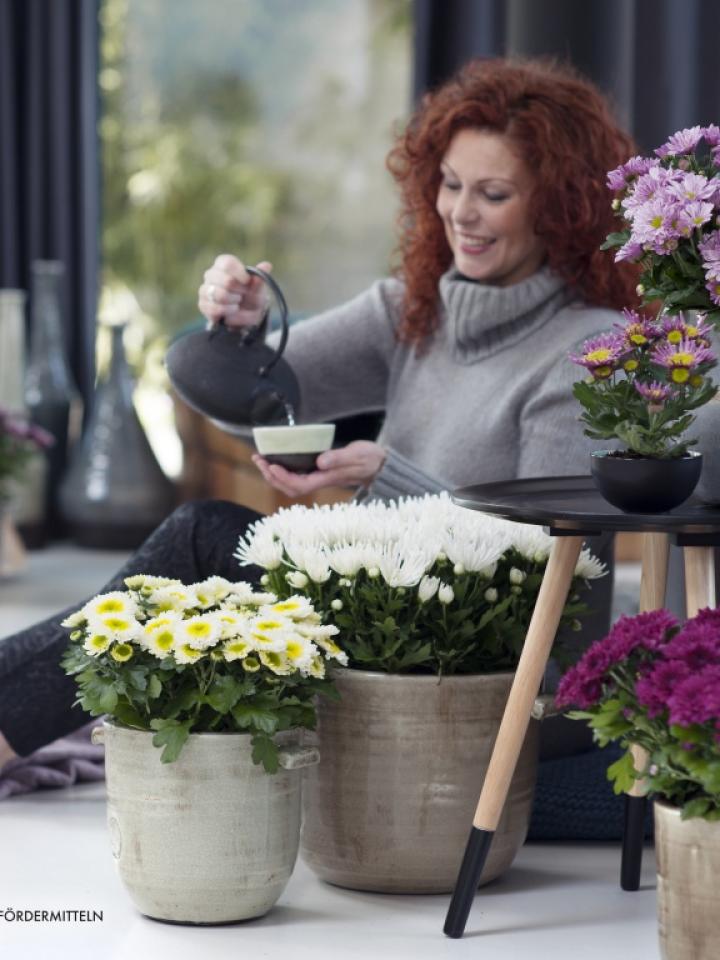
top-left (252, 440), bottom-right (387, 497)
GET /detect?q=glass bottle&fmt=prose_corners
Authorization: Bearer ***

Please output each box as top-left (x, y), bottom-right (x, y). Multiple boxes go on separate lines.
top-left (0, 289), bottom-right (47, 546)
top-left (24, 261), bottom-right (82, 536)
top-left (59, 322), bottom-right (176, 548)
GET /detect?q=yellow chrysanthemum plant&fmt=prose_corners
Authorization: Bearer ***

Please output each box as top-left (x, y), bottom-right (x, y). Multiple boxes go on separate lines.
top-left (60, 575), bottom-right (347, 771)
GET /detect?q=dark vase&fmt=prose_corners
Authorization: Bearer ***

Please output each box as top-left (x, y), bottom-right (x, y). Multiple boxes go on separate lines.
top-left (590, 450), bottom-right (703, 513)
top-left (59, 323), bottom-right (176, 548)
top-left (24, 261), bottom-right (82, 537)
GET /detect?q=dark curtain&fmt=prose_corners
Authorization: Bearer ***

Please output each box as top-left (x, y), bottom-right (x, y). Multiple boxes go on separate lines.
top-left (413, 0), bottom-right (720, 154)
top-left (0, 0), bottom-right (99, 404)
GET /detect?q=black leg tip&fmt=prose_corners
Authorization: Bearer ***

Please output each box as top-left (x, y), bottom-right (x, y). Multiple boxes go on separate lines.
top-left (621, 794), bottom-right (647, 891)
top-left (443, 827), bottom-right (494, 939)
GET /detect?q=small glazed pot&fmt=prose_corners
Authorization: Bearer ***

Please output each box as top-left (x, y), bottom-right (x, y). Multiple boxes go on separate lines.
top-left (93, 722), bottom-right (319, 924)
top-left (655, 799), bottom-right (720, 960)
top-left (590, 450), bottom-right (702, 513)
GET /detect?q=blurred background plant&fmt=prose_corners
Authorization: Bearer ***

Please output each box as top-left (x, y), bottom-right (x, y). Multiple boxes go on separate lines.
top-left (98, 0), bottom-right (411, 476)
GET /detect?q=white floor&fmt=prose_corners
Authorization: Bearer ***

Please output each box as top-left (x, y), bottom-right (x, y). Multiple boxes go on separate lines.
top-left (0, 547), bottom-right (659, 960)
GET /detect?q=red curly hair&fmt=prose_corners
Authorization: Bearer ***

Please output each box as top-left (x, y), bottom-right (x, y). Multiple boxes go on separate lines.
top-left (386, 57), bottom-right (640, 345)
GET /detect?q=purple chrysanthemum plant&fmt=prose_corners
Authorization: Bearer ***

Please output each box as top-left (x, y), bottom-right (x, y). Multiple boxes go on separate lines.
top-left (556, 607), bottom-right (720, 820)
top-left (0, 406), bottom-right (53, 502)
top-left (569, 308), bottom-right (717, 458)
top-left (604, 125), bottom-right (720, 323)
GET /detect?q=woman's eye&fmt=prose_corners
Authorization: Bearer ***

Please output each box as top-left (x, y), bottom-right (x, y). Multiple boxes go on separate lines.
top-left (442, 180), bottom-right (461, 191)
top-left (485, 193), bottom-right (508, 203)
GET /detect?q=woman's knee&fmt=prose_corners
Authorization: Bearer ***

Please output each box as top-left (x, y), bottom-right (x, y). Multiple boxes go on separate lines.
top-left (167, 499), bottom-right (264, 533)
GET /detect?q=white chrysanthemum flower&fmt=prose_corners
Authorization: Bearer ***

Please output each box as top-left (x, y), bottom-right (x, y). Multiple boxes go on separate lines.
top-left (174, 643), bottom-right (205, 665)
top-left (284, 636), bottom-right (315, 671)
top-left (418, 575), bottom-right (440, 603)
top-left (285, 543), bottom-right (331, 583)
top-left (575, 549), bottom-right (608, 580)
top-left (214, 609), bottom-right (252, 639)
top-left (377, 541), bottom-right (433, 588)
top-left (191, 576), bottom-right (233, 609)
top-left (327, 543), bottom-right (367, 577)
top-left (222, 637), bottom-right (254, 661)
top-left (124, 574), bottom-right (182, 591)
top-left (247, 614), bottom-right (294, 652)
top-left (177, 614), bottom-right (221, 651)
top-left (83, 633), bottom-right (110, 656)
top-left (234, 530), bottom-right (284, 570)
top-left (438, 583), bottom-right (454, 604)
top-left (86, 612), bottom-right (140, 644)
top-left (61, 609), bottom-right (86, 628)
top-left (82, 591), bottom-right (138, 622)
top-left (263, 596), bottom-right (315, 620)
top-left (285, 570), bottom-right (308, 589)
top-left (509, 567), bottom-right (526, 585)
top-left (259, 650), bottom-right (294, 675)
top-left (226, 585), bottom-right (278, 608)
top-left (484, 587), bottom-right (498, 603)
top-left (306, 654), bottom-right (326, 678)
top-left (147, 584), bottom-right (196, 614)
top-left (140, 613), bottom-right (180, 657)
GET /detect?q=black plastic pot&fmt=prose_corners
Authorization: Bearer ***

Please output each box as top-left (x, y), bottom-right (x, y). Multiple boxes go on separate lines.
top-left (590, 450), bottom-right (703, 513)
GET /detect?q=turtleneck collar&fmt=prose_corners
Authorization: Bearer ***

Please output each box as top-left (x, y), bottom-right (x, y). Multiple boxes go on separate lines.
top-left (438, 265), bottom-right (570, 364)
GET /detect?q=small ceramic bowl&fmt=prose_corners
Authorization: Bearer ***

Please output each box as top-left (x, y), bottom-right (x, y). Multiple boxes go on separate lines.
top-left (252, 424), bottom-right (335, 473)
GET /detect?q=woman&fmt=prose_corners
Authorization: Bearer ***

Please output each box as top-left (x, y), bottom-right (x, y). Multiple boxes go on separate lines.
top-left (0, 56), bottom-right (637, 770)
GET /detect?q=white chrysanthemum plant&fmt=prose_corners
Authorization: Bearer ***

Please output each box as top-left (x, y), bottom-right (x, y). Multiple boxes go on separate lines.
top-left (235, 493), bottom-right (606, 676)
top-left (60, 575), bottom-right (346, 770)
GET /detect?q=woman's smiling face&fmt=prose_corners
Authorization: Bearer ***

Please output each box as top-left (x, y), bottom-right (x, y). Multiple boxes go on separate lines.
top-left (436, 128), bottom-right (546, 286)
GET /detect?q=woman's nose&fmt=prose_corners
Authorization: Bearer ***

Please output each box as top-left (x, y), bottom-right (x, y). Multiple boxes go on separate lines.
top-left (452, 189), bottom-right (479, 226)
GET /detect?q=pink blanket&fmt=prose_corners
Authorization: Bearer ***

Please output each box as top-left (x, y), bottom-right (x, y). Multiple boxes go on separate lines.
top-left (0, 721), bottom-right (105, 800)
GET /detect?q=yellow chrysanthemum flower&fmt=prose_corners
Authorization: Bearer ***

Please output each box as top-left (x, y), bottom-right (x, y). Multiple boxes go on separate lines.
top-left (223, 639), bottom-right (252, 661)
top-left (175, 643), bottom-right (204, 665)
top-left (259, 650), bottom-right (293, 675)
top-left (242, 655), bottom-right (261, 672)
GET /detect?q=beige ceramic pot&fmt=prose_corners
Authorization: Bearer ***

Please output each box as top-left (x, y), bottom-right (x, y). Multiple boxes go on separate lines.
top-left (300, 669), bottom-right (539, 893)
top-left (93, 721), bottom-right (319, 924)
top-left (655, 799), bottom-right (720, 960)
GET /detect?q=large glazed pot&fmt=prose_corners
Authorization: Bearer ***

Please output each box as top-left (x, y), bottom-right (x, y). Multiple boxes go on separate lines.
top-left (300, 669), bottom-right (539, 893)
top-left (655, 799), bottom-right (720, 960)
top-left (93, 721), bottom-right (318, 924)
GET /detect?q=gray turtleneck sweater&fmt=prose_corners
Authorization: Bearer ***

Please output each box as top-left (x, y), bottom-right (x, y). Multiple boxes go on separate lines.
top-left (280, 266), bottom-right (622, 500)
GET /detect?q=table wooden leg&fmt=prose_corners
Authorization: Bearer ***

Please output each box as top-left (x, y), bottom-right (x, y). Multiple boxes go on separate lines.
top-left (684, 546), bottom-right (716, 616)
top-left (443, 535), bottom-right (583, 939)
top-left (621, 532), bottom-right (669, 891)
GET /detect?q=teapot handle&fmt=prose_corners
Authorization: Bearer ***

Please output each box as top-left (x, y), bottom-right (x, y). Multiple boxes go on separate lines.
top-left (212, 265), bottom-right (290, 377)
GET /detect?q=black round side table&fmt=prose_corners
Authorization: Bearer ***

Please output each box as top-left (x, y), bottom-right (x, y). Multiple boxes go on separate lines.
top-left (443, 476), bottom-right (720, 939)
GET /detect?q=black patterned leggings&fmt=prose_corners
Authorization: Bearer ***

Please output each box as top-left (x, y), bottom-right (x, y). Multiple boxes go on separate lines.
top-left (0, 500), bottom-right (262, 756)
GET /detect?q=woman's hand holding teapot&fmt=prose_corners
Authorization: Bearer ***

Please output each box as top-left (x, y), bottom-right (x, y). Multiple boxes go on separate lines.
top-left (252, 441), bottom-right (387, 498)
top-left (198, 254), bottom-right (272, 327)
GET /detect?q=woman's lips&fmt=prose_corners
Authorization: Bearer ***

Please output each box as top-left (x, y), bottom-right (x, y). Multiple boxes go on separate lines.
top-left (456, 235), bottom-right (495, 255)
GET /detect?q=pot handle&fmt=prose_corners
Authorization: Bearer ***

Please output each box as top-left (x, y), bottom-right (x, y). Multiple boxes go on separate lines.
top-left (277, 744), bottom-right (320, 770)
top-left (91, 724), bottom-right (105, 745)
top-left (531, 694), bottom-right (562, 721)
top-left (211, 265), bottom-right (290, 378)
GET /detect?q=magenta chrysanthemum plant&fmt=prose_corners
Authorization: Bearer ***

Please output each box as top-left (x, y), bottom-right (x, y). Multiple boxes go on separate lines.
top-left (569, 307), bottom-right (717, 458)
top-left (0, 406), bottom-right (53, 501)
top-left (556, 608), bottom-right (720, 820)
top-left (604, 125), bottom-right (720, 320)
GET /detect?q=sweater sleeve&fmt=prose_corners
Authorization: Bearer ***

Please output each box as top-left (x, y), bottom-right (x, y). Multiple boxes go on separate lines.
top-left (268, 279), bottom-right (401, 424)
top-left (367, 447), bottom-right (447, 501)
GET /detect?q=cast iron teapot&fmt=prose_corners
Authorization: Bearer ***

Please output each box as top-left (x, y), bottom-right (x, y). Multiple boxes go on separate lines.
top-left (165, 266), bottom-right (300, 433)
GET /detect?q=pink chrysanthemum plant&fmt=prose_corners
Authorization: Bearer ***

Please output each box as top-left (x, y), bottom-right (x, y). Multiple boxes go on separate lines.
top-left (555, 608), bottom-right (720, 820)
top-left (569, 307), bottom-right (717, 458)
top-left (604, 125), bottom-right (720, 322)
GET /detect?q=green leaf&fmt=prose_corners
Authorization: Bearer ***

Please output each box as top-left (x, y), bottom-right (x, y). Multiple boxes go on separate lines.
top-left (681, 797), bottom-right (712, 820)
top-left (251, 733), bottom-right (279, 773)
top-left (150, 718), bottom-right (193, 763)
top-left (607, 749), bottom-right (637, 795)
top-left (147, 674), bottom-right (162, 699)
top-left (231, 703), bottom-right (279, 734)
top-left (204, 675), bottom-right (242, 714)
